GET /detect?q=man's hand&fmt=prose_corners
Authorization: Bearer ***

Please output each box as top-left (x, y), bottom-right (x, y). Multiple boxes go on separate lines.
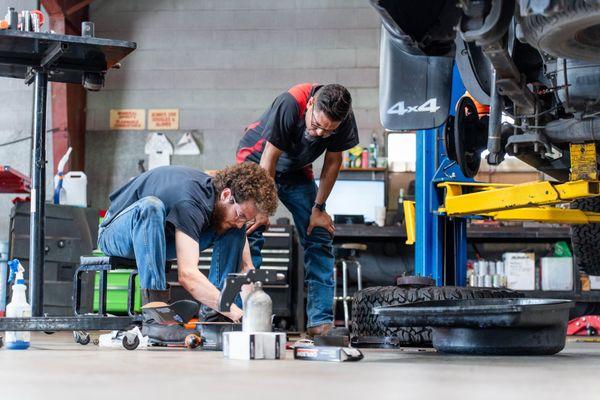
top-left (223, 304), bottom-right (243, 322)
top-left (246, 212), bottom-right (270, 235)
top-left (307, 207), bottom-right (335, 236)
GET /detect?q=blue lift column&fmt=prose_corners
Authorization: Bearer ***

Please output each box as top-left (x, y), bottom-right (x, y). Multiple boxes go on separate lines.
top-left (415, 67), bottom-right (470, 286)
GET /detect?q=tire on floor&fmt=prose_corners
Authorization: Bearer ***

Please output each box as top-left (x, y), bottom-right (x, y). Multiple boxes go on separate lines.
top-left (351, 285), bottom-right (520, 347)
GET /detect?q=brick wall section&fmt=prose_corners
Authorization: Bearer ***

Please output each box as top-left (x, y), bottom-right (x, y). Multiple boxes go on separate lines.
top-left (85, 0), bottom-right (383, 219)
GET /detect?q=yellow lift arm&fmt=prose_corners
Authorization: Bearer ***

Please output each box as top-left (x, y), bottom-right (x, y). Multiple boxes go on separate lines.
top-left (438, 180), bottom-right (600, 216)
top-left (403, 143), bottom-right (600, 243)
top-left (402, 180), bottom-right (600, 244)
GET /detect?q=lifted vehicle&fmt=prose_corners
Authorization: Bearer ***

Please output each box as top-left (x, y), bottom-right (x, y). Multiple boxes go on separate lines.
top-left (371, 0), bottom-right (600, 276)
top-left (350, 0), bottom-right (600, 347)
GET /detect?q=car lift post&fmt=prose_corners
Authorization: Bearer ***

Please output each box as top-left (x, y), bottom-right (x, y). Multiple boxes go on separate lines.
top-left (415, 67), bottom-right (469, 286)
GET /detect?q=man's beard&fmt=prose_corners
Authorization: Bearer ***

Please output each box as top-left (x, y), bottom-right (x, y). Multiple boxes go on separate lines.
top-left (210, 201), bottom-right (228, 234)
top-left (304, 129), bottom-right (319, 142)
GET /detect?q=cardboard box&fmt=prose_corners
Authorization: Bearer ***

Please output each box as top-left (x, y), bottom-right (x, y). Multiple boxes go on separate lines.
top-left (540, 257), bottom-right (573, 291)
top-left (503, 252), bottom-right (536, 290)
top-left (589, 275), bottom-right (600, 290)
top-left (222, 331), bottom-right (286, 360)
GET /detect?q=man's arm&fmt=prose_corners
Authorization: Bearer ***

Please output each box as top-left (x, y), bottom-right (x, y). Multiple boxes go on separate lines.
top-left (175, 229), bottom-right (243, 321)
top-left (241, 237), bottom-right (254, 273)
top-left (259, 141), bottom-right (283, 179)
top-left (246, 141), bottom-right (284, 235)
top-left (240, 237), bottom-right (254, 302)
top-left (307, 150), bottom-right (343, 235)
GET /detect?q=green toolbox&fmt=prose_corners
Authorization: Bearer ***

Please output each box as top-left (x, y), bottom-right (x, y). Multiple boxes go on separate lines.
top-left (93, 270), bottom-right (142, 314)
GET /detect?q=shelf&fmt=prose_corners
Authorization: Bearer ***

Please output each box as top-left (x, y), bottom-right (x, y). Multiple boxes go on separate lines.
top-left (333, 224), bottom-right (571, 241)
top-left (467, 225), bottom-right (571, 241)
top-left (340, 167), bottom-right (386, 172)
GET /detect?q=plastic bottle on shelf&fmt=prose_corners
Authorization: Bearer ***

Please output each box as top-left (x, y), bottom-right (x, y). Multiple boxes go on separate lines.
top-left (342, 150), bottom-right (350, 168)
top-left (361, 149), bottom-right (369, 168)
top-left (369, 134), bottom-right (378, 167)
top-left (5, 259), bottom-right (32, 350)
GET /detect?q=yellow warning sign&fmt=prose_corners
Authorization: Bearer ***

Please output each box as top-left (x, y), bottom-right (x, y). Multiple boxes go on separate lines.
top-left (148, 109), bottom-right (179, 130)
top-left (570, 143), bottom-right (597, 181)
top-left (109, 109), bottom-right (146, 130)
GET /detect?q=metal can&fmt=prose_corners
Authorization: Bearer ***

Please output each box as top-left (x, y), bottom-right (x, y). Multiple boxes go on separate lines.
top-left (492, 274), bottom-right (502, 288)
top-left (479, 260), bottom-right (488, 276)
top-left (469, 274), bottom-right (477, 287)
top-left (488, 261), bottom-right (496, 276)
top-left (477, 275), bottom-right (485, 287)
top-left (496, 261), bottom-right (505, 276)
top-left (483, 275), bottom-right (493, 287)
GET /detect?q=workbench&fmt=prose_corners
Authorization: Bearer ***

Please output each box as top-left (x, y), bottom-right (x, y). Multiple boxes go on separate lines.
top-left (333, 223), bottom-right (571, 242)
top-left (333, 223), bottom-right (600, 303)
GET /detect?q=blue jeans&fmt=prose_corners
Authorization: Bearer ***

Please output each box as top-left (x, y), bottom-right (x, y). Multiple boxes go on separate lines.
top-left (98, 196), bottom-right (246, 303)
top-left (248, 178), bottom-right (335, 328)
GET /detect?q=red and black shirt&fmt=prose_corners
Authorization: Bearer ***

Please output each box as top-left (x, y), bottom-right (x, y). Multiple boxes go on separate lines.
top-left (236, 83), bottom-right (359, 179)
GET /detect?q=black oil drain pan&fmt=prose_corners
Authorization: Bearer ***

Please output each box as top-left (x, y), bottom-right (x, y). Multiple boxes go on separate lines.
top-left (374, 298), bottom-right (573, 355)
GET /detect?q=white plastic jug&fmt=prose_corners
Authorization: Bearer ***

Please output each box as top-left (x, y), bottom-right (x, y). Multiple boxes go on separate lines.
top-left (60, 171), bottom-right (87, 207)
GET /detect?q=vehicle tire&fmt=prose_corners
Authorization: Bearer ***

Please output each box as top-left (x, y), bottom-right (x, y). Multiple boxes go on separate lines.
top-left (518, 0), bottom-right (600, 61)
top-left (571, 197), bottom-right (600, 276)
top-left (351, 285), bottom-right (520, 347)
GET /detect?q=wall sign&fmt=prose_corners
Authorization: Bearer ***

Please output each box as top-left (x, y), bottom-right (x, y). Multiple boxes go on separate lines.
top-left (110, 109), bottom-right (146, 130)
top-left (149, 109), bottom-right (179, 130)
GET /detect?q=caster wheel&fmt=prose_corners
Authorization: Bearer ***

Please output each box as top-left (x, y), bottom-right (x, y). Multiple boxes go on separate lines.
top-left (73, 331), bottom-right (91, 345)
top-left (184, 334), bottom-right (202, 349)
top-left (122, 333), bottom-right (140, 350)
top-left (92, 339), bottom-right (99, 346)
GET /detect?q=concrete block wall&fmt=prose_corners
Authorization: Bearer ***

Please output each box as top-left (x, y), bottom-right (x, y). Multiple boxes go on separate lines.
top-left (86, 0), bottom-right (383, 218)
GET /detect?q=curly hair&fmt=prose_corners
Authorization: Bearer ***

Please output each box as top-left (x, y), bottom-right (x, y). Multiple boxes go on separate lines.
top-left (213, 163), bottom-right (278, 215)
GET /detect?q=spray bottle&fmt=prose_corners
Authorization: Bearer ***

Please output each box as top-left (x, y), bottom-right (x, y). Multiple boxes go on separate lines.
top-left (53, 146), bottom-right (72, 205)
top-left (5, 259), bottom-right (31, 349)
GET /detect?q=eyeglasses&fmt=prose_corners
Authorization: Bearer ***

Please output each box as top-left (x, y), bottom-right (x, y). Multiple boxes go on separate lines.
top-left (231, 195), bottom-right (255, 224)
top-left (309, 104), bottom-right (336, 138)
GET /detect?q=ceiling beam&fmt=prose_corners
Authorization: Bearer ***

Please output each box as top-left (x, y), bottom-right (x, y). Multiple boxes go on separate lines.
top-left (66, 0), bottom-right (94, 17)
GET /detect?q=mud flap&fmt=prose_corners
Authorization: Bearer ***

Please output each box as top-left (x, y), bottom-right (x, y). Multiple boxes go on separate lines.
top-left (379, 26), bottom-right (453, 131)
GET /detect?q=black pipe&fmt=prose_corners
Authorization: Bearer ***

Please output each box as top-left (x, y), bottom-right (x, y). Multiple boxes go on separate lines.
top-left (486, 70), bottom-right (504, 165)
top-left (29, 70), bottom-right (47, 317)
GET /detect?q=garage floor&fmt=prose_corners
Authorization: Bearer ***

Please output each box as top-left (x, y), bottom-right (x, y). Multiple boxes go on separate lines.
top-left (1, 333), bottom-right (599, 399)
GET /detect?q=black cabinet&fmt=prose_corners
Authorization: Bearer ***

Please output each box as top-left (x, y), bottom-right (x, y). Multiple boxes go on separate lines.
top-left (9, 202), bottom-right (98, 316)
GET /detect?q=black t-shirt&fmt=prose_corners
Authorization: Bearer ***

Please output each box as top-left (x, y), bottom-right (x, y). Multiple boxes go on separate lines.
top-left (101, 166), bottom-right (215, 244)
top-left (236, 83), bottom-right (359, 178)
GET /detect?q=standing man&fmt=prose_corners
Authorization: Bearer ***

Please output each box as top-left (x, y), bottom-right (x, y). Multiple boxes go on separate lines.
top-left (98, 163), bottom-right (278, 325)
top-left (236, 83), bottom-right (359, 335)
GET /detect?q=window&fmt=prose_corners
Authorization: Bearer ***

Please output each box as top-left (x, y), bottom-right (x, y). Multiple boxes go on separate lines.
top-left (387, 132), bottom-right (416, 172)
